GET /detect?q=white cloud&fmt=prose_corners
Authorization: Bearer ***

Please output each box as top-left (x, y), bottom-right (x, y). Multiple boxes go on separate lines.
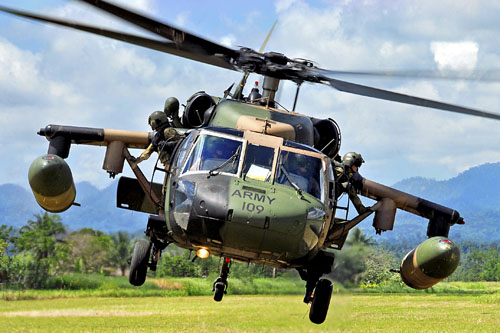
top-left (0, 37), bottom-right (83, 117)
top-left (109, 47), bottom-right (157, 80)
top-left (275, 0), bottom-right (299, 13)
top-left (1, 0), bottom-right (500, 189)
top-left (175, 11), bottom-right (190, 27)
top-left (270, 0), bottom-right (500, 184)
top-left (220, 34), bottom-right (236, 48)
top-left (379, 42), bottom-right (412, 59)
top-left (0, 38), bottom-right (41, 97)
top-left (124, 0), bottom-right (156, 12)
top-left (430, 41), bottom-right (478, 70)
top-left (439, 150), bottom-right (500, 174)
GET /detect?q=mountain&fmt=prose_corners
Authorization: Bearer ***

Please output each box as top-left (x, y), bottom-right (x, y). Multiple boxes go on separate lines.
top-left (0, 181), bottom-right (148, 233)
top-left (1, 163), bottom-right (499, 241)
top-left (364, 163), bottom-right (500, 244)
top-left (392, 163), bottom-right (500, 212)
top-left (0, 183), bottom-right (39, 228)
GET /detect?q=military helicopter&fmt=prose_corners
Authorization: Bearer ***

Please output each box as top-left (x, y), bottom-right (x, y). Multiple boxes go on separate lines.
top-left (2, 0), bottom-right (500, 325)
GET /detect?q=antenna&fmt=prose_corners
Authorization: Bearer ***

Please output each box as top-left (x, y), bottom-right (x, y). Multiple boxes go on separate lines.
top-left (292, 82), bottom-right (302, 111)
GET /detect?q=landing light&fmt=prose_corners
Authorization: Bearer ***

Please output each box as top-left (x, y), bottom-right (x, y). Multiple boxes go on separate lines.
top-left (196, 248), bottom-right (210, 259)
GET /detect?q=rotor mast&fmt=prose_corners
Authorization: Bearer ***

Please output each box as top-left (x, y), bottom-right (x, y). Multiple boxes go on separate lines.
top-left (261, 76), bottom-right (280, 108)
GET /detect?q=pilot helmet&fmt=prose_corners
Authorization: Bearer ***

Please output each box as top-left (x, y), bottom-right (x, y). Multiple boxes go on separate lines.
top-left (343, 152), bottom-right (365, 168)
top-left (148, 111), bottom-right (169, 130)
top-left (164, 97), bottom-right (180, 117)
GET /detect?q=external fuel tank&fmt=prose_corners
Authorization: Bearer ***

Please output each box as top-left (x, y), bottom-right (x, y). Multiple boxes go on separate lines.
top-left (28, 154), bottom-right (76, 213)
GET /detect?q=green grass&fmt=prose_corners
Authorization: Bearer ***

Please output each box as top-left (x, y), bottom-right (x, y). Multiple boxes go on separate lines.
top-left (1, 294), bottom-right (500, 332)
top-left (4, 274), bottom-right (500, 301)
top-left (1, 275), bottom-right (305, 300)
top-left (356, 280), bottom-right (500, 294)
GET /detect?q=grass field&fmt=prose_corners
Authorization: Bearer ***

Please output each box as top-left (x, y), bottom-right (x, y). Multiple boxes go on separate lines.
top-left (1, 293), bottom-right (500, 332)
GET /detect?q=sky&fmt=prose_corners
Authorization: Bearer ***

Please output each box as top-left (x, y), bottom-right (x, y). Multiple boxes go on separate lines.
top-left (0, 0), bottom-right (499, 191)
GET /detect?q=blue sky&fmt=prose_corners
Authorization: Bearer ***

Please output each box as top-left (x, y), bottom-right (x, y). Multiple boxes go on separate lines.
top-left (1, 0), bottom-right (499, 190)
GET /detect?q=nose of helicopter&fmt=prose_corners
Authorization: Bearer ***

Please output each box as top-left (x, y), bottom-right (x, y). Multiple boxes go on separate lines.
top-left (184, 177), bottom-right (326, 256)
top-left (192, 181), bottom-right (229, 221)
top-left (173, 178), bottom-right (231, 242)
top-left (171, 174), bottom-right (327, 259)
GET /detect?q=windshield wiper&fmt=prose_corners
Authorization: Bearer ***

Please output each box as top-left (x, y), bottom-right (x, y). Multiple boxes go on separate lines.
top-left (208, 145), bottom-right (242, 177)
top-left (278, 158), bottom-right (304, 198)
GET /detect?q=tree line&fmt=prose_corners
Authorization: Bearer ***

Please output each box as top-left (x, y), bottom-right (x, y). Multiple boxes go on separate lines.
top-left (0, 212), bottom-right (290, 289)
top-left (0, 213), bottom-right (132, 288)
top-left (1, 213), bottom-right (500, 289)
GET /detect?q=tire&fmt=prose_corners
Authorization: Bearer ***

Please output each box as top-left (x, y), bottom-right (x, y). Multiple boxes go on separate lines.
top-left (129, 240), bottom-right (151, 286)
top-left (213, 282), bottom-right (225, 302)
top-left (309, 278), bottom-right (333, 324)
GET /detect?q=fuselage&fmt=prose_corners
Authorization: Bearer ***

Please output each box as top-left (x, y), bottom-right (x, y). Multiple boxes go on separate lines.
top-left (163, 127), bottom-right (336, 268)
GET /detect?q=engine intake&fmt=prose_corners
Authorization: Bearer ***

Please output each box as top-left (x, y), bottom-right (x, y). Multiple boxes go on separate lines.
top-left (311, 118), bottom-right (341, 158)
top-left (183, 92), bottom-right (215, 128)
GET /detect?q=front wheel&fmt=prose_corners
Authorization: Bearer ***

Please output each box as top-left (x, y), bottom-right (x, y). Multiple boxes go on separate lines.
top-left (129, 240), bottom-right (151, 286)
top-left (309, 278), bottom-right (333, 324)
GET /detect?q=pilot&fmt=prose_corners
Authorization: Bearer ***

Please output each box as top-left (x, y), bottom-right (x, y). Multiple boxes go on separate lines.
top-left (281, 153), bottom-right (321, 199)
top-left (201, 137), bottom-right (226, 170)
top-left (295, 155), bottom-right (320, 199)
top-left (130, 109), bottom-right (180, 169)
top-left (334, 152), bottom-right (370, 215)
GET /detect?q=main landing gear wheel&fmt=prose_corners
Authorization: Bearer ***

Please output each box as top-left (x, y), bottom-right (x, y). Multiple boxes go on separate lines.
top-left (213, 257), bottom-right (231, 302)
top-left (309, 278), bottom-right (333, 324)
top-left (129, 240), bottom-right (151, 286)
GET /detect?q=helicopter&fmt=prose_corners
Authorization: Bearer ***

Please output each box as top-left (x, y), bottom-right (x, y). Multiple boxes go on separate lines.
top-left (2, 0), bottom-right (500, 325)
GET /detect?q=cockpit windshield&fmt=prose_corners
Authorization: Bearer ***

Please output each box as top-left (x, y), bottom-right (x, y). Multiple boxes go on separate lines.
top-left (242, 144), bottom-right (274, 181)
top-left (183, 134), bottom-right (243, 174)
top-left (180, 131), bottom-right (324, 200)
top-left (275, 150), bottom-right (323, 199)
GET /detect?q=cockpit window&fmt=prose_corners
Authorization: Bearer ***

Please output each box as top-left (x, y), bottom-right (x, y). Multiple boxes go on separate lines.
top-left (175, 132), bottom-right (195, 169)
top-left (242, 144), bottom-right (274, 182)
top-left (275, 150), bottom-right (323, 199)
top-left (183, 134), bottom-right (243, 175)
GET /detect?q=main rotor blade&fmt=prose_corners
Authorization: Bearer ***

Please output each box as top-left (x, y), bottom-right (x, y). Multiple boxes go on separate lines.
top-left (258, 20), bottom-right (277, 53)
top-left (322, 69), bottom-right (500, 83)
top-left (318, 76), bottom-right (500, 121)
top-left (0, 5), bottom-right (235, 70)
top-left (77, 0), bottom-right (238, 59)
top-left (234, 21), bottom-right (278, 99)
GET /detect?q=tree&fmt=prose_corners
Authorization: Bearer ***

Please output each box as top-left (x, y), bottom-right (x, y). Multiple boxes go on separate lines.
top-left (0, 225), bottom-right (28, 287)
top-left (451, 245), bottom-right (500, 282)
top-left (346, 228), bottom-right (374, 246)
top-left (15, 212), bottom-right (67, 288)
top-left (110, 232), bottom-right (132, 276)
top-left (332, 228), bottom-right (386, 286)
top-left (480, 248), bottom-right (500, 281)
top-left (0, 225), bottom-right (12, 257)
top-left (157, 253), bottom-right (201, 277)
top-left (66, 228), bottom-right (112, 274)
top-left (360, 247), bottom-right (398, 285)
top-left (333, 244), bottom-right (368, 286)
top-left (0, 225), bottom-right (14, 284)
